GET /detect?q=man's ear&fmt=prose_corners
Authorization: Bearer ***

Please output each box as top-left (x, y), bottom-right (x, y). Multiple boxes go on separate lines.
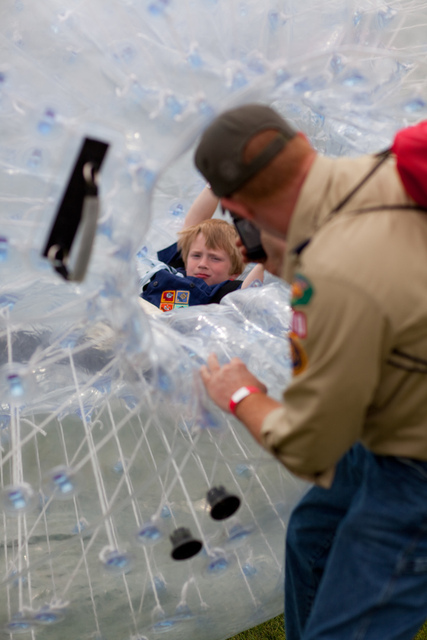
top-left (220, 197), bottom-right (255, 221)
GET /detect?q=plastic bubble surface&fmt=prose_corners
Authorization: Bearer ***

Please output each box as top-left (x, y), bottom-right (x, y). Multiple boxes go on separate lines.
top-left (0, 0), bottom-right (426, 639)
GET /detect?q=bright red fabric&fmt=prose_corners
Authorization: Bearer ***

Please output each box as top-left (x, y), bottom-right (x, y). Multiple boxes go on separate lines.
top-left (392, 120), bottom-right (427, 208)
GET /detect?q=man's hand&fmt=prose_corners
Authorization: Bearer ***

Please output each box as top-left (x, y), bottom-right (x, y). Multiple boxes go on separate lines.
top-left (200, 354), bottom-right (267, 412)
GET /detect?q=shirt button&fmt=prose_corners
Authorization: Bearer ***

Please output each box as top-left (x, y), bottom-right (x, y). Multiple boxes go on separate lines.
top-left (190, 283), bottom-right (195, 288)
top-left (152, 281), bottom-right (158, 287)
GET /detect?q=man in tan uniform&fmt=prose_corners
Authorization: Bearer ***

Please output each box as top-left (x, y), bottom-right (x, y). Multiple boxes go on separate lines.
top-left (194, 103), bottom-right (427, 640)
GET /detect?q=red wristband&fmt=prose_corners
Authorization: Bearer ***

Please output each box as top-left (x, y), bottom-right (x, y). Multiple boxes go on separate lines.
top-left (229, 386), bottom-right (261, 415)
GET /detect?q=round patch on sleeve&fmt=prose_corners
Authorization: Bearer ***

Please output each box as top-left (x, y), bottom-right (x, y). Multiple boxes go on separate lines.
top-left (289, 332), bottom-right (308, 375)
top-left (291, 274), bottom-right (314, 306)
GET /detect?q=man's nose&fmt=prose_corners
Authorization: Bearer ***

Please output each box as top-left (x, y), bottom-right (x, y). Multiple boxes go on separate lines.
top-left (198, 256), bottom-right (208, 267)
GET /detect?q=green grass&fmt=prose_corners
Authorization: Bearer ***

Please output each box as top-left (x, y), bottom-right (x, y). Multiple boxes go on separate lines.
top-left (228, 615), bottom-right (427, 640)
top-left (229, 615), bottom-right (285, 640)
top-left (414, 621), bottom-right (427, 640)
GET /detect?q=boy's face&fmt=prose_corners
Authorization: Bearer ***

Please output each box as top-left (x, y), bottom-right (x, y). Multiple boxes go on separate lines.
top-left (186, 232), bottom-right (237, 286)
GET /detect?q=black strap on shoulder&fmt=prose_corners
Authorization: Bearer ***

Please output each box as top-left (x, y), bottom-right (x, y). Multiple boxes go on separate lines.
top-left (329, 148), bottom-right (392, 216)
top-left (387, 348), bottom-right (427, 374)
top-left (345, 204), bottom-right (427, 215)
top-left (210, 280), bottom-right (242, 304)
top-left (293, 148), bottom-right (427, 258)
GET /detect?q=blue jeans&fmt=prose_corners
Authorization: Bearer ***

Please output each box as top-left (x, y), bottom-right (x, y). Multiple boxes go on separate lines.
top-left (285, 443), bottom-right (427, 640)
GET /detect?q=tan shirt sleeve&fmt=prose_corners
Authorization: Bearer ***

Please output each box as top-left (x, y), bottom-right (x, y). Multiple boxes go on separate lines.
top-left (260, 272), bottom-right (389, 487)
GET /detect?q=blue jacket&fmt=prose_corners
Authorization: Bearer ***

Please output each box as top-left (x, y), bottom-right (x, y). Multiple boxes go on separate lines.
top-left (140, 242), bottom-right (242, 311)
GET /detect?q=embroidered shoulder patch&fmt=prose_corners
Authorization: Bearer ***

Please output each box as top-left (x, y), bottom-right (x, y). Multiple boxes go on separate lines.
top-left (161, 291), bottom-right (176, 303)
top-left (291, 274), bottom-right (314, 306)
top-left (176, 290), bottom-right (190, 304)
top-left (159, 289), bottom-right (190, 311)
top-left (160, 302), bottom-right (174, 312)
top-left (289, 332), bottom-right (308, 375)
top-left (291, 310), bottom-right (307, 339)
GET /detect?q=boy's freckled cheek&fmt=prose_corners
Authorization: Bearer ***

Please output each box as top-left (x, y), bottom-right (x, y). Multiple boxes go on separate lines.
top-left (185, 236), bottom-right (234, 284)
